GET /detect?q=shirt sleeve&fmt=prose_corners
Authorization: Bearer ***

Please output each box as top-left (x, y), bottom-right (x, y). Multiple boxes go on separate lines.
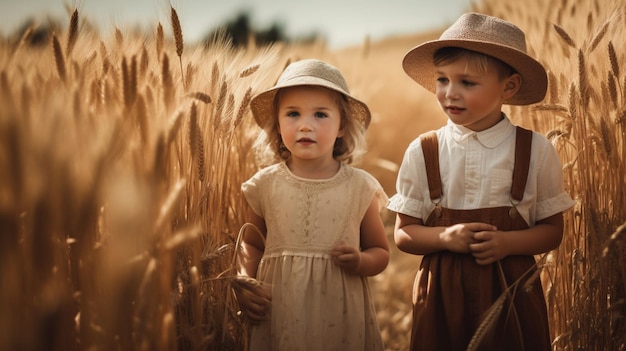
top-left (386, 138), bottom-right (429, 219)
top-left (533, 134), bottom-right (577, 221)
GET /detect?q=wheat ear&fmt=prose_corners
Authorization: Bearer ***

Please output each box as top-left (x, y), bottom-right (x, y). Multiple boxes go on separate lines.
top-left (553, 23), bottom-right (577, 49)
top-left (156, 22), bottom-right (164, 61)
top-left (52, 34), bottom-right (66, 82)
top-left (66, 9), bottom-right (78, 56)
top-left (170, 7), bottom-right (185, 89)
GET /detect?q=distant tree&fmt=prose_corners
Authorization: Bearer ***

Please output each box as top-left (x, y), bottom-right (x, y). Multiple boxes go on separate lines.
top-left (203, 11), bottom-right (318, 48)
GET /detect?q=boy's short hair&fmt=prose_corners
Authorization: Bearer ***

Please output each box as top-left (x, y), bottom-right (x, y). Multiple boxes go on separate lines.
top-left (433, 47), bottom-right (516, 79)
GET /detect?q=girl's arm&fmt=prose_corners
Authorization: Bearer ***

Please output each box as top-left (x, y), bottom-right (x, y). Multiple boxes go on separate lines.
top-left (394, 213), bottom-right (495, 255)
top-left (235, 204), bottom-right (271, 323)
top-left (238, 206), bottom-right (266, 278)
top-left (332, 198), bottom-right (389, 276)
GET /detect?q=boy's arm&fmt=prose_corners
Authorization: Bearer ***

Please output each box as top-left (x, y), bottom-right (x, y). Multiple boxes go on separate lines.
top-left (470, 212), bottom-right (563, 265)
top-left (394, 213), bottom-right (495, 255)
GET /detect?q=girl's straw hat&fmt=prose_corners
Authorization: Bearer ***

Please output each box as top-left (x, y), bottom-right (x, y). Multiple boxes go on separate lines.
top-left (250, 59), bottom-right (371, 129)
top-left (402, 12), bottom-right (547, 105)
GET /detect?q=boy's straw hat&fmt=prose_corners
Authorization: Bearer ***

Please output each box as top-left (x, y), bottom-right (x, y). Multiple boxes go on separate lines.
top-left (402, 12), bottom-right (547, 105)
top-left (250, 59), bottom-right (371, 129)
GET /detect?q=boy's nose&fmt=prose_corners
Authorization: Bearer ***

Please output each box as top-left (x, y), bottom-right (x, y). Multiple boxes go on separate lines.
top-left (445, 85), bottom-right (460, 99)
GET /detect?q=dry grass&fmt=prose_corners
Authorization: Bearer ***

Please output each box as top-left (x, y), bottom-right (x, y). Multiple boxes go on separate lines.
top-left (0, 0), bottom-right (624, 350)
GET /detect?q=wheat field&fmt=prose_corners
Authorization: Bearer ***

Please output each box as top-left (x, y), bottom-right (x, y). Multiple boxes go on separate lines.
top-left (0, 0), bottom-right (624, 350)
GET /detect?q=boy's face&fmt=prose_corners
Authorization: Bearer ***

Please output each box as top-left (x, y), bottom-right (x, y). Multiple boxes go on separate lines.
top-left (434, 57), bottom-right (520, 131)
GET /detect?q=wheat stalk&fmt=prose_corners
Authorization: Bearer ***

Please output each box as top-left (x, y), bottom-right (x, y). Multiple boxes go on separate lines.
top-left (166, 109), bottom-right (184, 146)
top-left (135, 94), bottom-right (149, 148)
top-left (156, 22), bottom-right (164, 61)
top-left (553, 23), bottom-right (577, 49)
top-left (66, 9), bottom-right (78, 56)
top-left (608, 41), bottom-right (620, 77)
top-left (122, 56), bottom-right (138, 109)
top-left (466, 293), bottom-right (507, 351)
top-left (161, 53), bottom-right (174, 110)
top-left (52, 34), bottom-right (66, 82)
top-left (188, 102), bottom-right (199, 162)
top-left (239, 64), bottom-right (260, 78)
top-left (577, 49), bottom-right (590, 107)
top-left (588, 19), bottom-right (609, 53)
top-left (170, 7), bottom-right (185, 90)
top-left (233, 87), bottom-right (252, 129)
top-left (196, 130), bottom-right (205, 183)
top-left (187, 92), bottom-right (212, 104)
top-left (154, 178), bottom-right (186, 234)
top-left (0, 70), bottom-right (15, 114)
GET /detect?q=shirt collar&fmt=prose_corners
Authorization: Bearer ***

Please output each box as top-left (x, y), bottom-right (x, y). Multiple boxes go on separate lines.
top-left (447, 114), bottom-right (516, 148)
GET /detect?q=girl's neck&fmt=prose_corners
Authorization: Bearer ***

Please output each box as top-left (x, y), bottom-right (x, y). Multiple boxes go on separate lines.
top-left (286, 158), bottom-right (341, 179)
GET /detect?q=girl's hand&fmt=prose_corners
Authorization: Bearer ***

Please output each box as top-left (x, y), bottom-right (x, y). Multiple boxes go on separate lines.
top-left (440, 223), bottom-right (497, 254)
top-left (331, 242), bottom-right (361, 275)
top-left (470, 229), bottom-right (509, 265)
top-left (233, 277), bottom-right (271, 324)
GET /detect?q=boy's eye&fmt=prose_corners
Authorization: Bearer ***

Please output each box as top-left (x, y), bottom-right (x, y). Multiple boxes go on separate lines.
top-left (436, 77), bottom-right (449, 84)
top-left (462, 80), bottom-right (476, 87)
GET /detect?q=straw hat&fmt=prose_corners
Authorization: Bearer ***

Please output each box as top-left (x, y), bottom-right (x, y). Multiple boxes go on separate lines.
top-left (402, 12), bottom-right (547, 105)
top-left (250, 59), bottom-right (371, 129)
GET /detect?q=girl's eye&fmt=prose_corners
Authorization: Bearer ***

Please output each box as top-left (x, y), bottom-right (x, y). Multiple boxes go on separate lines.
top-left (314, 111), bottom-right (328, 118)
top-left (286, 111), bottom-right (300, 118)
top-left (436, 77), bottom-right (448, 84)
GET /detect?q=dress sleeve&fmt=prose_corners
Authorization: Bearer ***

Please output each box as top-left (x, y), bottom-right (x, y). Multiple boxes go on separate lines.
top-left (386, 138), bottom-right (429, 219)
top-left (241, 172), bottom-right (264, 218)
top-left (362, 170), bottom-right (389, 212)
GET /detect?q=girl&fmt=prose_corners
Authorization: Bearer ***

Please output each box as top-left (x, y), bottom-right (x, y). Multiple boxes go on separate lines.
top-left (387, 13), bottom-right (576, 351)
top-left (235, 59), bottom-right (389, 351)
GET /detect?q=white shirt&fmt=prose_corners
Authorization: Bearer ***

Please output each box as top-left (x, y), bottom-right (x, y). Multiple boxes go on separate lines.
top-left (387, 117), bottom-right (576, 226)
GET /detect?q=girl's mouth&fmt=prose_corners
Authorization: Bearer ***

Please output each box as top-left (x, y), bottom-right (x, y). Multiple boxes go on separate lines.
top-left (297, 137), bottom-right (315, 144)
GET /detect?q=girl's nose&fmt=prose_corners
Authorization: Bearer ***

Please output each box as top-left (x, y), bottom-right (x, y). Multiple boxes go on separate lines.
top-left (298, 116), bottom-right (314, 131)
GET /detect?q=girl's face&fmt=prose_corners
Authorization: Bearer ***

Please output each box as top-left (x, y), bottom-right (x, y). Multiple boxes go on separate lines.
top-left (434, 57), bottom-right (520, 131)
top-left (277, 85), bottom-right (344, 164)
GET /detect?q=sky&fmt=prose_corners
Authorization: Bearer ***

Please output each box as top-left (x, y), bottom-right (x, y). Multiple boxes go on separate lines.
top-left (0, 0), bottom-right (475, 49)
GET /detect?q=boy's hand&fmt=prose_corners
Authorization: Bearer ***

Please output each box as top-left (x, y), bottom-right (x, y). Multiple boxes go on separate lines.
top-left (331, 242), bottom-right (361, 274)
top-left (470, 230), bottom-right (508, 265)
top-left (440, 223), bottom-right (497, 254)
top-left (232, 277), bottom-right (271, 324)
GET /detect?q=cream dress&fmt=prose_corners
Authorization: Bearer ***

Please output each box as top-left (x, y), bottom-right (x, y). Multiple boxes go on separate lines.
top-left (241, 162), bottom-right (387, 351)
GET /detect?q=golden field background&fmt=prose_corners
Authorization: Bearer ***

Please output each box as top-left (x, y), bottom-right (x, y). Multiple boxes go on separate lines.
top-left (0, 0), bottom-right (624, 350)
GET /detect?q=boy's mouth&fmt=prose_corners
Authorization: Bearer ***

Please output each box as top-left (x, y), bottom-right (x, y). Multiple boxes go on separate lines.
top-left (446, 106), bottom-right (465, 114)
top-left (447, 106), bottom-right (465, 111)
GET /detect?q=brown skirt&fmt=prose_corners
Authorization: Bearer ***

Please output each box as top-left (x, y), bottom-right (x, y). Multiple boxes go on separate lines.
top-left (409, 206), bottom-right (551, 351)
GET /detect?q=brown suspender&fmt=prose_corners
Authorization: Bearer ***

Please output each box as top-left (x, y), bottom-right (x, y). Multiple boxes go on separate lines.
top-left (420, 127), bottom-right (533, 202)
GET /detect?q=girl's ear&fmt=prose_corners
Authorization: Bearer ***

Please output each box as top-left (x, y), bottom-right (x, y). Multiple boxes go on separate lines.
top-left (503, 73), bottom-right (522, 100)
top-left (337, 125), bottom-right (345, 138)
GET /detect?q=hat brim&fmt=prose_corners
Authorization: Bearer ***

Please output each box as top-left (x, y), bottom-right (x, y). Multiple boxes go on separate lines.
top-left (250, 77), bottom-right (371, 130)
top-left (402, 39), bottom-right (547, 105)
